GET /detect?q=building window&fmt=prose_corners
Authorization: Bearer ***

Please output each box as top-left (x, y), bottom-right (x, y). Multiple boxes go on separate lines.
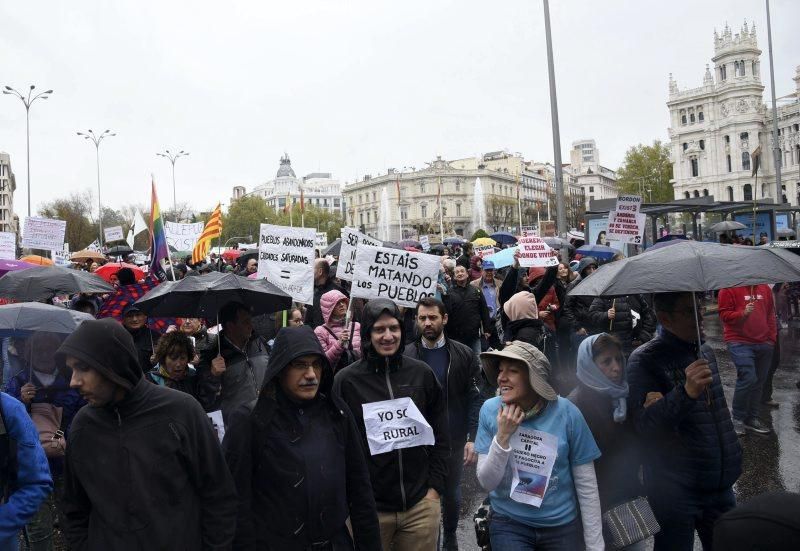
top-left (698, 110), bottom-right (704, 122)
top-left (742, 152), bottom-right (751, 171)
top-left (743, 184), bottom-right (753, 201)
top-left (689, 112), bottom-right (696, 123)
top-left (734, 61), bottom-right (739, 76)
top-left (367, 212), bottom-right (371, 224)
top-left (684, 191), bottom-right (691, 199)
top-left (372, 192), bottom-right (376, 202)
top-left (699, 139), bottom-right (705, 150)
top-left (589, 186), bottom-right (595, 193)
top-left (456, 202), bottom-right (462, 216)
top-left (727, 186), bottom-right (734, 201)
top-left (360, 213), bottom-right (364, 225)
top-left (455, 181), bottom-right (460, 192)
top-left (680, 110), bottom-right (687, 125)
top-left (727, 155), bottom-right (732, 172)
top-left (703, 189), bottom-right (709, 196)
top-left (752, 61), bottom-right (757, 77)
top-left (740, 132), bottom-right (748, 141)
top-left (724, 135), bottom-right (730, 145)
top-left (359, 194), bottom-right (363, 204)
top-left (720, 64), bottom-right (727, 81)
top-left (421, 204), bottom-right (427, 218)
top-left (738, 60), bottom-right (746, 77)
top-left (400, 207), bottom-right (408, 221)
top-left (690, 158), bottom-right (699, 177)
top-left (683, 142), bottom-right (688, 151)
top-left (334, 198), bottom-right (340, 208)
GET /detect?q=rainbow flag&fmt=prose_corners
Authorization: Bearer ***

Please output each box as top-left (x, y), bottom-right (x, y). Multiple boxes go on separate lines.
top-left (191, 203), bottom-right (222, 264)
top-left (149, 178), bottom-right (169, 281)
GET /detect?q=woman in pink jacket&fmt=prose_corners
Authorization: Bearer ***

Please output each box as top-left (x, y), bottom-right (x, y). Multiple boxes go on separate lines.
top-left (313, 290), bottom-right (361, 372)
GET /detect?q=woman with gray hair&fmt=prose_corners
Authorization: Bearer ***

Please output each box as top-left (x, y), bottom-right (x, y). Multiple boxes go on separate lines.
top-left (474, 340), bottom-right (604, 550)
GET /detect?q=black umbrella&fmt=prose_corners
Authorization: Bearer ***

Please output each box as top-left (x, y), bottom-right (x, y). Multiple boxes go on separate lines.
top-left (106, 245), bottom-right (134, 256)
top-left (135, 271), bottom-right (292, 319)
top-left (0, 266), bottom-right (115, 302)
top-left (323, 238), bottom-right (341, 257)
top-left (568, 241), bottom-right (800, 297)
top-left (490, 232), bottom-right (517, 245)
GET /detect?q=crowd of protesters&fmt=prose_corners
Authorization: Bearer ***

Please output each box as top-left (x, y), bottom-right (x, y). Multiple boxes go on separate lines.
top-left (0, 239), bottom-right (796, 551)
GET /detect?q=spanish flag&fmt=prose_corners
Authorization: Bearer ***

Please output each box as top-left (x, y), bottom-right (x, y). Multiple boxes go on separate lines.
top-left (191, 203), bottom-right (222, 264)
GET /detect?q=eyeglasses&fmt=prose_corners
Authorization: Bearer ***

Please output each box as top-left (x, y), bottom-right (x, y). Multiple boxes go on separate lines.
top-left (289, 360), bottom-right (323, 371)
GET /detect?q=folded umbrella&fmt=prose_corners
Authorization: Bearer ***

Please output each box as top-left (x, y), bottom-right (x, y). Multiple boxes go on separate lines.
top-left (135, 272), bottom-right (292, 319)
top-left (0, 266), bottom-right (115, 302)
top-left (0, 302), bottom-right (93, 338)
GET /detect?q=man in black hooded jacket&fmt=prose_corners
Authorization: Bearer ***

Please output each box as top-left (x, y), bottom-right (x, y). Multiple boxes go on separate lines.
top-left (333, 299), bottom-right (448, 551)
top-left (56, 318), bottom-right (237, 550)
top-left (223, 325), bottom-right (381, 550)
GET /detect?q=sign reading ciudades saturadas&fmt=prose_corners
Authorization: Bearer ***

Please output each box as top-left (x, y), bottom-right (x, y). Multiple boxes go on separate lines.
top-left (352, 244), bottom-right (439, 308)
top-left (257, 224), bottom-right (315, 305)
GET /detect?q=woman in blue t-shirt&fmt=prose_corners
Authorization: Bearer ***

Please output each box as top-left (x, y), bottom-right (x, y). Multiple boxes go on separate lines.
top-left (475, 340), bottom-right (604, 551)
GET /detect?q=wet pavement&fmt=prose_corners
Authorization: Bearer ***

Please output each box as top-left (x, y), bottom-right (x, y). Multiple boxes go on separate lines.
top-left (454, 312), bottom-right (800, 550)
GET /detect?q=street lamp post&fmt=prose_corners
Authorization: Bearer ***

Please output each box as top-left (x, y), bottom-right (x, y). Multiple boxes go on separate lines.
top-left (156, 149), bottom-right (189, 222)
top-left (77, 129), bottom-right (116, 245)
top-left (2, 85), bottom-right (53, 218)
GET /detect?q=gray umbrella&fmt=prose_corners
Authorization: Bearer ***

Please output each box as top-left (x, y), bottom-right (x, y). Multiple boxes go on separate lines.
top-left (0, 266), bottom-right (115, 302)
top-left (710, 220), bottom-right (747, 232)
top-left (568, 241), bottom-right (800, 297)
top-left (0, 302), bottom-right (94, 338)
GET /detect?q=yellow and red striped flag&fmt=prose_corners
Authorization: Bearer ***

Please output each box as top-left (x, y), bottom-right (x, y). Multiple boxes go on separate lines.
top-left (191, 203), bottom-right (222, 264)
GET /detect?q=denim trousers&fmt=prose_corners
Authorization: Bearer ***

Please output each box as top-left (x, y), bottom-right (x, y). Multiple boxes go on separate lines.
top-left (488, 514), bottom-right (582, 551)
top-left (648, 484), bottom-right (735, 551)
top-left (728, 342), bottom-right (774, 422)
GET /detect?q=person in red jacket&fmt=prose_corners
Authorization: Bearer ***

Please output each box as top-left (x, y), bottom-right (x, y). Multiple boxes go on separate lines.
top-left (718, 284), bottom-right (777, 436)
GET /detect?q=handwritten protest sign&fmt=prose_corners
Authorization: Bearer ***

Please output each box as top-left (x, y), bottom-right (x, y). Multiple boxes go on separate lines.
top-left (315, 232), bottom-right (328, 252)
top-left (419, 235), bottom-right (430, 252)
top-left (510, 429), bottom-right (558, 507)
top-left (257, 224), bottom-right (315, 304)
top-left (362, 397), bottom-right (435, 455)
top-left (164, 221), bottom-right (204, 251)
top-left (23, 217), bottom-right (66, 251)
top-left (517, 230), bottom-right (558, 268)
top-left (351, 244), bottom-right (440, 308)
top-left (103, 225), bottom-right (124, 243)
top-left (0, 232), bottom-right (15, 260)
top-left (474, 245), bottom-right (495, 258)
top-left (336, 227), bottom-right (382, 282)
top-left (606, 195), bottom-right (646, 244)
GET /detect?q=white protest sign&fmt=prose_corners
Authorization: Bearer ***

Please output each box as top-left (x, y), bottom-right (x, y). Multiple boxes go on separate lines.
top-left (474, 245), bottom-right (495, 258)
top-left (351, 244), bottom-right (439, 308)
top-left (315, 232), bottom-right (328, 251)
top-left (103, 225), bottom-right (124, 242)
top-left (361, 397), bottom-right (435, 455)
top-left (510, 428), bottom-right (559, 507)
top-left (164, 221), bottom-right (204, 251)
top-left (606, 195), bottom-right (645, 244)
top-left (336, 227), bottom-right (382, 282)
top-left (0, 232), bottom-right (15, 260)
top-left (52, 249), bottom-right (71, 266)
top-left (207, 410), bottom-right (225, 443)
top-left (87, 239), bottom-right (101, 252)
top-left (22, 217), bottom-right (66, 251)
top-left (419, 235), bottom-right (430, 252)
top-left (257, 224), bottom-right (315, 304)
top-left (517, 230), bottom-right (559, 268)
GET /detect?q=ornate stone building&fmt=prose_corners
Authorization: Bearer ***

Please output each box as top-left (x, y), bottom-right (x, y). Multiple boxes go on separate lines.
top-left (668, 22), bottom-right (800, 204)
top-left (240, 154), bottom-right (345, 215)
top-left (0, 152), bottom-right (17, 234)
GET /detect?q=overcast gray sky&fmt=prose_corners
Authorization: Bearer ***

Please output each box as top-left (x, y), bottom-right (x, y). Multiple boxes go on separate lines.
top-left (1, 0), bottom-right (798, 218)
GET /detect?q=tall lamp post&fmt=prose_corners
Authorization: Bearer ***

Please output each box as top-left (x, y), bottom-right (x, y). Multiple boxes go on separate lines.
top-left (2, 85), bottom-right (53, 218)
top-left (156, 149), bottom-right (189, 222)
top-left (77, 129), bottom-right (116, 245)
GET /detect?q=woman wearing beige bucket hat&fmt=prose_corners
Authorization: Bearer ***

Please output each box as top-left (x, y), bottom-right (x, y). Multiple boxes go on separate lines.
top-left (473, 340), bottom-right (604, 550)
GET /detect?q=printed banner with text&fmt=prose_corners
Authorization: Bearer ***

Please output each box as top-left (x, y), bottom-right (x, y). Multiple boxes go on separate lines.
top-left (606, 195), bottom-right (646, 244)
top-left (336, 227), bottom-right (382, 282)
top-left (351, 244), bottom-right (439, 308)
top-left (257, 224), bottom-right (315, 304)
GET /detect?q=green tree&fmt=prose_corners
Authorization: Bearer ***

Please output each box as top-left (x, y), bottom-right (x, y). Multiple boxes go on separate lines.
top-left (38, 190), bottom-right (97, 251)
top-left (616, 140), bottom-right (674, 203)
top-left (471, 228), bottom-right (489, 241)
top-left (221, 196), bottom-right (270, 245)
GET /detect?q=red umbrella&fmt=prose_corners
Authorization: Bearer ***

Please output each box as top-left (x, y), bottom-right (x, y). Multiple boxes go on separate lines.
top-left (94, 262), bottom-right (145, 283)
top-left (222, 249), bottom-right (241, 261)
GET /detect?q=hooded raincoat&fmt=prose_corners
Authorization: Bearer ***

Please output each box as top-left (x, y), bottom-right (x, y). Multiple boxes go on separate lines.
top-left (57, 319), bottom-right (237, 551)
top-left (314, 290), bottom-right (362, 370)
top-left (224, 325), bottom-right (380, 550)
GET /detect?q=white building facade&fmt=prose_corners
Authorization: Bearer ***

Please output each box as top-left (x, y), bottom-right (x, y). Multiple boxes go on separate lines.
top-left (565, 139), bottom-right (618, 209)
top-left (243, 154), bottom-right (345, 215)
top-left (0, 153), bottom-right (17, 234)
top-left (668, 22), bottom-right (800, 204)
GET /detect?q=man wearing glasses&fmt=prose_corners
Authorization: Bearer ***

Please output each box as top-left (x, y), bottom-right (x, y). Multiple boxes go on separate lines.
top-left (224, 325), bottom-right (380, 550)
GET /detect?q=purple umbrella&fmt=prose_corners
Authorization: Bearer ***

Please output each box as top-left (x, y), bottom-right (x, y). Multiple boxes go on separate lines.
top-left (0, 259), bottom-right (36, 278)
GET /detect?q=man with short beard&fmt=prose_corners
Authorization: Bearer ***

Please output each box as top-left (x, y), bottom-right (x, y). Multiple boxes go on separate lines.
top-left (333, 299), bottom-right (448, 551)
top-left (306, 259), bottom-right (347, 329)
top-left (445, 265), bottom-right (491, 357)
top-left (404, 297), bottom-right (482, 551)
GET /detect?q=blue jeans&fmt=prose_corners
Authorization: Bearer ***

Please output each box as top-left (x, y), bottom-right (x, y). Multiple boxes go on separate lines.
top-left (648, 485), bottom-right (735, 551)
top-left (441, 447), bottom-right (464, 538)
top-left (728, 342), bottom-right (774, 422)
top-left (489, 514), bottom-right (582, 551)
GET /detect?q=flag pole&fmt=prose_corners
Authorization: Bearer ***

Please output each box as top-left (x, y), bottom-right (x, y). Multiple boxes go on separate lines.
top-left (397, 174), bottom-right (403, 240)
top-left (438, 176), bottom-right (444, 242)
top-left (516, 171), bottom-right (523, 232)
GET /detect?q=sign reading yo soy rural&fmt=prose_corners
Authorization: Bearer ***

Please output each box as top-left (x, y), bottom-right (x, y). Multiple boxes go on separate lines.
top-left (351, 244), bottom-right (440, 308)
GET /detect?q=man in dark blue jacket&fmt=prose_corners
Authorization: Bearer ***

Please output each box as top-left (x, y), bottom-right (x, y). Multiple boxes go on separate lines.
top-left (627, 292), bottom-right (742, 551)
